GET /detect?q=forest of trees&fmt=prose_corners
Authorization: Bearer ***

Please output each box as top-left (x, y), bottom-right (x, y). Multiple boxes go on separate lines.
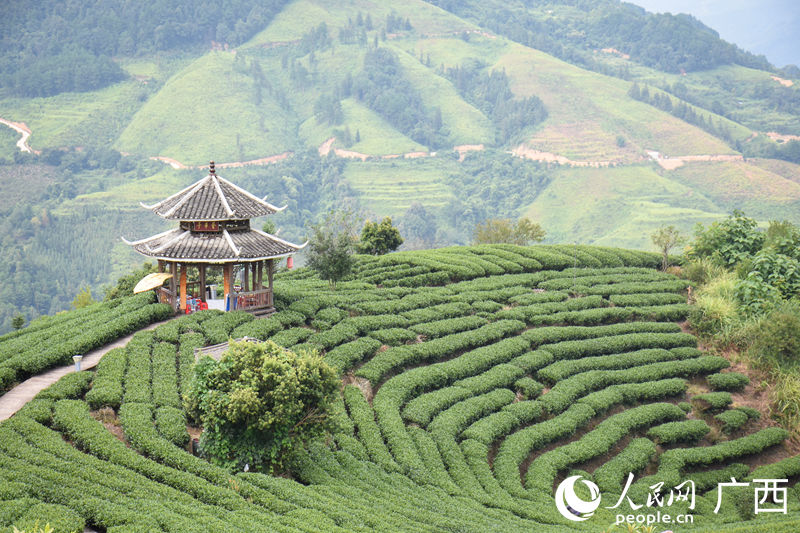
top-left (0, 0), bottom-right (289, 96)
top-left (443, 149), bottom-right (552, 237)
top-left (444, 60), bottom-right (548, 144)
top-left (426, 0), bottom-right (773, 75)
top-left (346, 48), bottom-right (448, 149)
top-left (627, 83), bottom-right (736, 145)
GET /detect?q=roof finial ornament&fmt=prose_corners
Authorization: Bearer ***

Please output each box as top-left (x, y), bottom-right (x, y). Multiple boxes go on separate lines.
top-left (209, 161), bottom-right (215, 175)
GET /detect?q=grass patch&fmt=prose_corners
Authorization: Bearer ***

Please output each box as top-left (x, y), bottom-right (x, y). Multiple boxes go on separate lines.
top-left (116, 51), bottom-right (296, 165)
top-left (496, 42), bottom-right (738, 156)
top-left (300, 99), bottom-right (426, 155)
top-left (523, 164), bottom-right (725, 249)
top-left (389, 43), bottom-right (494, 146)
top-left (0, 80), bottom-right (149, 151)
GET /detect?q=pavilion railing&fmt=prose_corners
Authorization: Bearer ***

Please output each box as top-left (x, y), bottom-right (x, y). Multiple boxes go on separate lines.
top-left (157, 287), bottom-right (178, 310)
top-left (235, 288), bottom-right (273, 311)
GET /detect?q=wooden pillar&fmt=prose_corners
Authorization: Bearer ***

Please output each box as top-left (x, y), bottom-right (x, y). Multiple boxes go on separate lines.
top-left (267, 259), bottom-right (274, 307)
top-left (169, 262), bottom-right (177, 295)
top-left (223, 264), bottom-right (232, 301)
top-left (257, 260), bottom-right (263, 291)
top-left (251, 262), bottom-right (258, 291)
top-left (199, 264), bottom-right (207, 302)
top-left (243, 263), bottom-right (250, 293)
top-left (158, 260), bottom-right (164, 273)
top-left (179, 264), bottom-right (187, 311)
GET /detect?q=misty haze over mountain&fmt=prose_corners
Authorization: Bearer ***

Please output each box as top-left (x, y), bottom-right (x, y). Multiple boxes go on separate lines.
top-left (632, 0), bottom-right (800, 67)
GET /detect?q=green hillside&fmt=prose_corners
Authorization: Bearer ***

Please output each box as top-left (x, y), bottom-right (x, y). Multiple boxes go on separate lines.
top-left (116, 52), bottom-right (296, 165)
top-left (0, 0), bottom-right (799, 331)
top-left (2, 245), bottom-right (800, 531)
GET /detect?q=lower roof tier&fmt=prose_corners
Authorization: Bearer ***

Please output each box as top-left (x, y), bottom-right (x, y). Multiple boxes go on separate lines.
top-left (124, 228), bottom-right (306, 263)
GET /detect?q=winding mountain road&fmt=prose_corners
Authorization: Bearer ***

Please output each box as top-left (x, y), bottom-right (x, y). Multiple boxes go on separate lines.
top-left (0, 117), bottom-right (36, 154)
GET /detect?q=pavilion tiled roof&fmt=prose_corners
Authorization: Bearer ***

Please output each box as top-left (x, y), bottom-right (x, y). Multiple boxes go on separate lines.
top-left (125, 228), bottom-right (304, 262)
top-left (140, 162), bottom-right (285, 221)
top-left (125, 162), bottom-right (306, 262)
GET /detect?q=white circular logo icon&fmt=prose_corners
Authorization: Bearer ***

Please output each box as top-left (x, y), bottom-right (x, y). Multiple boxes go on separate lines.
top-left (555, 475), bottom-right (602, 522)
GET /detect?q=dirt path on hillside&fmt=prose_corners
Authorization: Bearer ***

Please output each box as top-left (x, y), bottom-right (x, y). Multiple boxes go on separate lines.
top-left (771, 75), bottom-right (794, 87)
top-left (0, 320), bottom-right (168, 422)
top-left (647, 151), bottom-right (744, 170)
top-left (318, 137), bottom-right (336, 156)
top-left (0, 117), bottom-right (39, 154)
top-left (766, 131), bottom-right (800, 143)
top-left (512, 144), bottom-right (614, 167)
top-left (149, 152), bottom-right (293, 170)
top-left (317, 137), bottom-right (446, 161)
top-left (454, 144), bottom-right (484, 161)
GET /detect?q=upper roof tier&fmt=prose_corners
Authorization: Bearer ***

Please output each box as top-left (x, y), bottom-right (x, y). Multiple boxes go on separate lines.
top-left (140, 161), bottom-right (286, 221)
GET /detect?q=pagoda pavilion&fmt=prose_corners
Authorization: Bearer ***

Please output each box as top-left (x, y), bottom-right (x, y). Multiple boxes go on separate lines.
top-left (123, 161), bottom-right (305, 316)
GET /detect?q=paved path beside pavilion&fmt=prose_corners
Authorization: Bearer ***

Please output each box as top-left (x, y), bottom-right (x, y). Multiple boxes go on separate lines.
top-left (0, 320), bottom-right (169, 422)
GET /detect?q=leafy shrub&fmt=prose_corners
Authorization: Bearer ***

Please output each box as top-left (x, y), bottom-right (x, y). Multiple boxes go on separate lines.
top-left (324, 337), bottom-right (382, 372)
top-left (594, 438), bottom-right (656, 493)
top-left (515, 377), bottom-right (544, 399)
top-left (609, 292), bottom-right (686, 306)
top-left (0, 296), bottom-right (171, 393)
top-left (368, 328), bottom-right (417, 346)
top-left (185, 341), bottom-right (339, 473)
top-left (343, 385), bottom-right (400, 472)
top-left (749, 301), bottom-right (800, 368)
top-left (122, 332), bottom-right (154, 405)
top-left (16, 398), bottom-right (54, 424)
top-left (647, 419), bottom-right (710, 444)
top-left (693, 391), bottom-right (733, 411)
top-left (155, 406), bottom-right (190, 447)
top-left (308, 323), bottom-right (359, 349)
top-left (34, 371), bottom-right (93, 401)
top-left (270, 327), bottom-right (314, 348)
top-left (453, 364), bottom-right (525, 395)
top-left (689, 210), bottom-right (765, 267)
top-left (402, 386), bottom-right (471, 426)
top-left (151, 342), bottom-right (181, 409)
top-left (230, 318), bottom-right (283, 340)
top-left (715, 409), bottom-right (750, 433)
top-left (707, 372), bottom-right (749, 391)
top-left (410, 316), bottom-right (487, 339)
top-left (461, 400), bottom-right (543, 445)
top-left (85, 347), bottom-right (126, 409)
top-left (428, 389), bottom-right (516, 437)
top-left (525, 403), bottom-right (685, 492)
top-left (12, 503), bottom-right (85, 533)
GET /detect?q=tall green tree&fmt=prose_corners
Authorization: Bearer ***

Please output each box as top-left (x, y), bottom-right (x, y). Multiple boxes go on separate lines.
top-left (185, 340), bottom-right (339, 474)
top-left (689, 211), bottom-right (764, 267)
top-left (473, 217), bottom-right (545, 245)
top-left (358, 217), bottom-right (403, 255)
top-left (11, 313), bottom-right (25, 330)
top-left (306, 209), bottom-right (361, 289)
top-left (71, 286), bottom-right (96, 309)
top-left (651, 225), bottom-right (685, 271)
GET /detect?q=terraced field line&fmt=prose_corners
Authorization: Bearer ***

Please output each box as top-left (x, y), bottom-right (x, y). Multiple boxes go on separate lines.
top-left (0, 319), bottom-right (169, 421)
top-left (0, 117), bottom-right (36, 153)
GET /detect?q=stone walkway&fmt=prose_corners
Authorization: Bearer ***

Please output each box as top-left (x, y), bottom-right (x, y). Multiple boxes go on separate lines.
top-left (0, 320), bottom-right (168, 421)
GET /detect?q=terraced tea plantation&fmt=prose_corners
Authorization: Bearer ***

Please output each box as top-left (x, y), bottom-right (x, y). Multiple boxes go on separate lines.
top-left (2, 245), bottom-right (799, 532)
top-left (0, 292), bottom-right (172, 394)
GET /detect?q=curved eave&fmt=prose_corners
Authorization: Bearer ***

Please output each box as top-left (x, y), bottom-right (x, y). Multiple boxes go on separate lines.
top-left (128, 251), bottom-right (301, 264)
top-left (123, 229), bottom-right (305, 264)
